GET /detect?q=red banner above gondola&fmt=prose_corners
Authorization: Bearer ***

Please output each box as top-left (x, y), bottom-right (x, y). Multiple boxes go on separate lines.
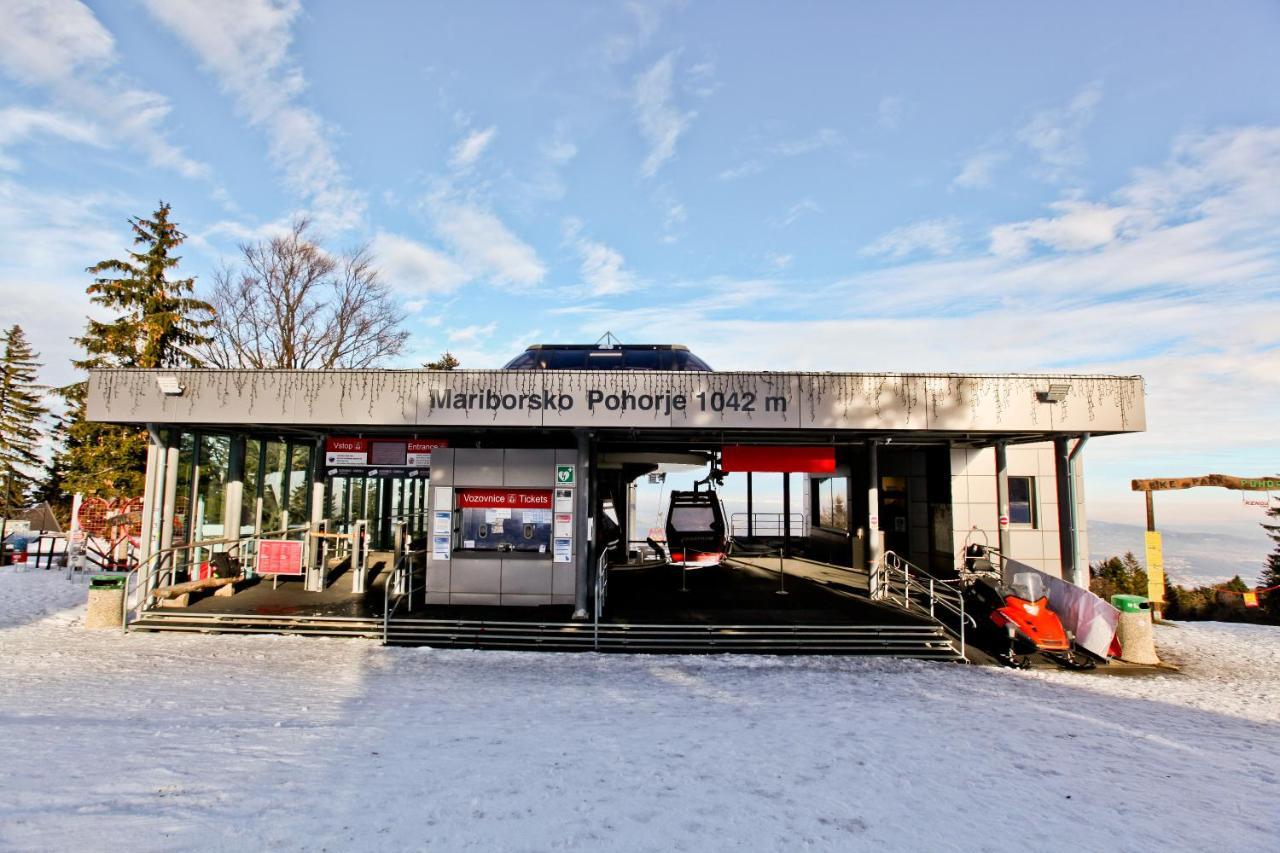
top-left (720, 445), bottom-right (835, 473)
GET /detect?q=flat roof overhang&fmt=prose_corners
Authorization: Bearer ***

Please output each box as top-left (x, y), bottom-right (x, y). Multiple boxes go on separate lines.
top-left (86, 368), bottom-right (1145, 443)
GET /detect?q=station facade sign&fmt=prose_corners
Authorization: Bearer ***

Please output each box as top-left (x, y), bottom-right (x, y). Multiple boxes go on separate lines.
top-left (324, 437), bottom-right (447, 477)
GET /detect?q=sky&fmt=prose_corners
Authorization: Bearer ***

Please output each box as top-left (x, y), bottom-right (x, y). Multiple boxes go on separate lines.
top-left (0, 0), bottom-right (1278, 539)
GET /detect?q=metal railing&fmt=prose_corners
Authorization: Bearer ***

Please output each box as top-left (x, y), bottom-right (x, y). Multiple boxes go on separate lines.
top-left (730, 513), bottom-right (806, 538)
top-left (382, 520), bottom-right (428, 642)
top-left (592, 541), bottom-right (618, 651)
top-left (873, 550), bottom-right (973, 661)
top-left (119, 526), bottom-right (309, 630)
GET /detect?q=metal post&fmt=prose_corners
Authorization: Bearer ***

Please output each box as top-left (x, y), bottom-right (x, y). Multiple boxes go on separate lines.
top-left (1054, 436), bottom-right (1075, 584)
top-left (223, 435), bottom-right (246, 547)
top-left (746, 472), bottom-right (754, 538)
top-left (158, 434), bottom-right (180, 589)
top-left (867, 440), bottom-right (881, 592)
top-left (995, 441), bottom-right (1011, 560)
top-left (1067, 434), bottom-right (1089, 588)
top-left (572, 429), bottom-right (592, 620)
top-left (782, 472), bottom-right (791, 557)
top-left (139, 427), bottom-right (164, 566)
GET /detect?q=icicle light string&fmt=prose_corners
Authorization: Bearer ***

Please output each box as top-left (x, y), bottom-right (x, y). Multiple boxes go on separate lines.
top-left (97, 368), bottom-right (1140, 433)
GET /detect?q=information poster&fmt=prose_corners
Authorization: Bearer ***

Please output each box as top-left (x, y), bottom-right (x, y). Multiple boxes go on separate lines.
top-left (554, 488), bottom-right (574, 512)
top-left (554, 513), bottom-right (573, 537)
top-left (258, 539), bottom-right (304, 575)
top-left (553, 537), bottom-right (572, 563)
top-left (431, 536), bottom-right (450, 561)
top-left (432, 511), bottom-right (452, 535)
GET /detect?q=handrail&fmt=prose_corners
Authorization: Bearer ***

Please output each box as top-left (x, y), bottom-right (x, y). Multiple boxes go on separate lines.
top-left (119, 528), bottom-right (307, 630)
top-left (383, 547), bottom-right (428, 642)
top-left (873, 550), bottom-right (973, 661)
top-left (730, 512), bottom-right (806, 537)
top-left (593, 541), bottom-right (618, 651)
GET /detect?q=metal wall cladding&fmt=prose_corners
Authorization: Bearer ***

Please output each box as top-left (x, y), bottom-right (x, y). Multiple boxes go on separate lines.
top-left (87, 369), bottom-right (1146, 434)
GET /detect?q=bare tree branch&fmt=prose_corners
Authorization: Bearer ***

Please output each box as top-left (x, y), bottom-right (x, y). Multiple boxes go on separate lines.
top-left (199, 219), bottom-right (408, 369)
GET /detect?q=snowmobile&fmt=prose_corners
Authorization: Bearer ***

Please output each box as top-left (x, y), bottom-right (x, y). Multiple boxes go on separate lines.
top-left (961, 543), bottom-right (1094, 669)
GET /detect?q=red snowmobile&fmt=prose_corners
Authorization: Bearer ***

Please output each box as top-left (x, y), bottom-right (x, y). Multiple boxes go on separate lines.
top-left (961, 544), bottom-right (1093, 669)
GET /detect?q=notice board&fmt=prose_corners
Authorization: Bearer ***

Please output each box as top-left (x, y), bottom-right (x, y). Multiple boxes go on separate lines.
top-left (258, 539), bottom-right (304, 575)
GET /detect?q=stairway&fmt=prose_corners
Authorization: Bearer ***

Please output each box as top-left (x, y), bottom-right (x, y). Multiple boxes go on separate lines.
top-left (386, 619), bottom-right (964, 658)
top-left (128, 610), bottom-right (963, 659)
top-left (128, 610), bottom-right (383, 638)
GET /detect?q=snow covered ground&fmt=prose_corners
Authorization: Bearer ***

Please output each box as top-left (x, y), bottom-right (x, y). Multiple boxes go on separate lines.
top-left (1, 569), bottom-right (1277, 852)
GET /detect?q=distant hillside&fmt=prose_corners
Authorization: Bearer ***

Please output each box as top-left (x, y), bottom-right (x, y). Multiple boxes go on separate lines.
top-left (1089, 520), bottom-right (1273, 587)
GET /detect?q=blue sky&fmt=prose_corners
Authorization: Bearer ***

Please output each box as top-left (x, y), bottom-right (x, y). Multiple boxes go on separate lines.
top-left (1, 0), bottom-right (1279, 537)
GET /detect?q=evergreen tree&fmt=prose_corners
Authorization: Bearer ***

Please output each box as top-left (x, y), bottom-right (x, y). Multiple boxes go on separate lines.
top-left (0, 326), bottom-right (47, 520)
top-left (53, 202), bottom-right (211, 501)
top-left (1259, 499), bottom-right (1280, 619)
top-left (423, 351), bottom-right (461, 370)
top-left (75, 202), bottom-right (212, 369)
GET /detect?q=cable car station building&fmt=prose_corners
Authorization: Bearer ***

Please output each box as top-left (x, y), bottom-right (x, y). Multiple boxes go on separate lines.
top-left (86, 353), bottom-right (1144, 657)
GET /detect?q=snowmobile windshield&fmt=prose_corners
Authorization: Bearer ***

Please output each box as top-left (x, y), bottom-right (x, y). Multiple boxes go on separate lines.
top-left (1010, 572), bottom-right (1046, 602)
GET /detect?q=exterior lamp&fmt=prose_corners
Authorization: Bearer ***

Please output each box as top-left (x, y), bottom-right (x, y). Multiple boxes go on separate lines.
top-left (1039, 382), bottom-right (1071, 403)
top-left (156, 375), bottom-right (185, 396)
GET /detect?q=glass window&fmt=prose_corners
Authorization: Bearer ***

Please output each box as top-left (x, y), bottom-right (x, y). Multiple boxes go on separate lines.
top-left (670, 505), bottom-right (718, 532)
top-left (1009, 476), bottom-right (1036, 526)
top-left (174, 431), bottom-right (195, 550)
top-left (241, 438), bottom-right (262, 535)
top-left (457, 489), bottom-right (553, 553)
top-left (502, 351), bottom-right (537, 368)
top-left (193, 435), bottom-right (230, 542)
top-left (287, 443), bottom-right (312, 525)
top-left (817, 477), bottom-right (849, 531)
top-left (261, 441), bottom-right (288, 533)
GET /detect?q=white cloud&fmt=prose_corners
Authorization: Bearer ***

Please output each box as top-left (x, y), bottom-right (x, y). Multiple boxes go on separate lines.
top-left (142, 0), bottom-right (365, 232)
top-left (877, 96), bottom-right (904, 131)
top-left (562, 217), bottom-right (638, 297)
top-left (0, 0), bottom-right (207, 179)
top-left (544, 133), bottom-right (577, 166)
top-left (430, 200), bottom-right (546, 288)
top-left (1016, 81), bottom-right (1103, 179)
top-left (718, 159), bottom-right (764, 181)
top-left (450, 126), bottom-right (497, 170)
top-left (765, 252), bottom-right (793, 271)
top-left (720, 127), bottom-right (845, 181)
top-left (0, 106), bottom-right (101, 169)
top-left (634, 53), bottom-right (695, 178)
top-left (861, 218), bottom-right (962, 259)
top-left (773, 198), bottom-right (821, 228)
top-left (370, 232), bottom-right (469, 295)
top-left (952, 149), bottom-right (1008, 189)
top-left (447, 322), bottom-right (497, 344)
top-left (989, 201), bottom-right (1137, 257)
top-left (769, 128), bottom-right (843, 157)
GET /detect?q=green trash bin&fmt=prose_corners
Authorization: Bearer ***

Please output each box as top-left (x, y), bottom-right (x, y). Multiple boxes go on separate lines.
top-left (1111, 594), bottom-right (1151, 613)
top-left (86, 574), bottom-right (127, 629)
top-left (90, 575), bottom-right (126, 590)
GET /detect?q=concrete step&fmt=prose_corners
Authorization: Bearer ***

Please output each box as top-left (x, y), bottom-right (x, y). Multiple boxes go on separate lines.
top-left (127, 611), bottom-right (964, 660)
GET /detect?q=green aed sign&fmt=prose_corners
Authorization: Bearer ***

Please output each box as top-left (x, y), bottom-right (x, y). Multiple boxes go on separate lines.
top-left (555, 465), bottom-right (575, 485)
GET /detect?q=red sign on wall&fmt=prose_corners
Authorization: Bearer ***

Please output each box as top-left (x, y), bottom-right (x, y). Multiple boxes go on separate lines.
top-left (720, 445), bottom-right (836, 474)
top-left (258, 539), bottom-right (304, 575)
top-left (325, 437), bottom-right (447, 467)
top-left (457, 489), bottom-right (553, 509)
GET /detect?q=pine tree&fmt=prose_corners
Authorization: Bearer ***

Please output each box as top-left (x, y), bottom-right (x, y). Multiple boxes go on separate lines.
top-left (0, 326), bottom-right (47, 528)
top-left (1261, 497), bottom-right (1280, 619)
top-left (54, 202), bottom-right (211, 501)
top-left (76, 202), bottom-right (212, 369)
top-left (423, 352), bottom-right (461, 370)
